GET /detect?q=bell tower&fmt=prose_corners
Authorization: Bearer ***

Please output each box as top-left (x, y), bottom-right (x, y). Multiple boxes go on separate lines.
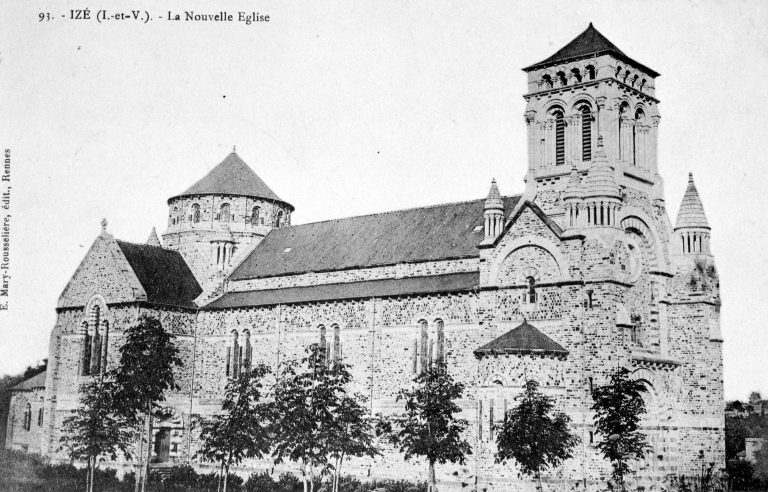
top-left (521, 24), bottom-right (662, 227)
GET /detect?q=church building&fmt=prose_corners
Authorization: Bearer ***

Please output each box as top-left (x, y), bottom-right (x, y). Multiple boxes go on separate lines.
top-left (6, 24), bottom-right (724, 491)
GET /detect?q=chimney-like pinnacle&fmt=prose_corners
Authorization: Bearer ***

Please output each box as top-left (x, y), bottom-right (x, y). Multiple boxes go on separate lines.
top-left (675, 172), bottom-right (710, 230)
top-left (146, 227), bottom-right (162, 247)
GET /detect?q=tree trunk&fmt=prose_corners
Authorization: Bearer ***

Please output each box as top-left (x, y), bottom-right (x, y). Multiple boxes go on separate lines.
top-left (135, 412), bottom-right (148, 492)
top-left (536, 471), bottom-right (542, 492)
top-left (90, 460), bottom-right (96, 492)
top-left (217, 462), bottom-right (224, 492)
top-left (86, 456), bottom-right (92, 492)
top-left (309, 464), bottom-right (315, 492)
top-left (302, 460), bottom-right (308, 492)
top-left (223, 452), bottom-right (232, 492)
top-left (428, 460), bottom-right (436, 492)
top-left (141, 410), bottom-right (153, 492)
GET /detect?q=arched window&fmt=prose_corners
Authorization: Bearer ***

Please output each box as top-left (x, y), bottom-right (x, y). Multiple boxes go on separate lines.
top-left (632, 75), bottom-right (639, 87)
top-left (37, 407), bottom-right (44, 427)
top-left (332, 324), bottom-right (342, 363)
top-left (251, 206), bottom-right (260, 226)
top-left (553, 109), bottom-right (565, 166)
top-left (633, 108), bottom-right (645, 167)
top-left (171, 207), bottom-right (179, 226)
top-left (639, 79), bottom-right (646, 91)
top-left (580, 104), bottom-right (593, 161)
top-left (227, 331), bottom-right (239, 379)
top-left (276, 211), bottom-right (284, 228)
top-left (24, 404), bottom-right (31, 432)
top-left (623, 70), bottom-right (630, 83)
top-left (81, 320), bottom-right (90, 376)
top-left (618, 102), bottom-right (630, 162)
top-left (586, 65), bottom-right (596, 80)
top-left (615, 66), bottom-right (623, 78)
top-left (541, 74), bottom-right (553, 89)
top-left (318, 325), bottom-right (327, 362)
top-left (82, 302), bottom-right (108, 377)
top-left (556, 71), bottom-right (568, 86)
top-left (523, 276), bottom-right (537, 304)
top-left (435, 319), bottom-right (445, 365)
top-left (219, 204), bottom-right (231, 223)
top-left (192, 204), bottom-right (201, 224)
top-left (241, 330), bottom-right (251, 373)
top-left (571, 68), bottom-right (582, 83)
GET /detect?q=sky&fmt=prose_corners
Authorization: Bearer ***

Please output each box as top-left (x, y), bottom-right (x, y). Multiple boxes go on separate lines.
top-left (1, 0), bottom-right (766, 401)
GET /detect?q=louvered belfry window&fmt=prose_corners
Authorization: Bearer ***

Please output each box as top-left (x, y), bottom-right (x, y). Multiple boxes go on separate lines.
top-left (555, 111), bottom-right (565, 166)
top-left (582, 106), bottom-right (592, 161)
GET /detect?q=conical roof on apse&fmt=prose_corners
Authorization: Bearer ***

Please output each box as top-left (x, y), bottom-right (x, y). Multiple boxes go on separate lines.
top-left (563, 164), bottom-right (584, 201)
top-left (674, 173), bottom-right (710, 230)
top-left (169, 151), bottom-right (294, 211)
top-left (146, 227), bottom-right (162, 247)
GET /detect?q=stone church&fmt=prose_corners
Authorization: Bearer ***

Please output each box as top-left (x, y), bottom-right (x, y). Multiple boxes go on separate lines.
top-left (6, 24), bottom-right (724, 490)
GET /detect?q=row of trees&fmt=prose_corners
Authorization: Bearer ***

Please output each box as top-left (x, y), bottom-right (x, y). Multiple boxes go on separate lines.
top-left (63, 315), bottom-right (650, 492)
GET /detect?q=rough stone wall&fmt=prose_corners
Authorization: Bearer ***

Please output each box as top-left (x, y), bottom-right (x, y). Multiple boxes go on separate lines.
top-left (5, 388), bottom-right (45, 454)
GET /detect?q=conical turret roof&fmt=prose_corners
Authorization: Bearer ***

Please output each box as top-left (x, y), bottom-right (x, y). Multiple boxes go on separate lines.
top-left (170, 151), bottom-right (293, 210)
top-left (563, 164), bottom-right (583, 201)
top-left (523, 23), bottom-right (659, 78)
top-left (675, 173), bottom-right (710, 230)
top-left (146, 227), bottom-right (162, 247)
top-left (584, 137), bottom-right (620, 199)
top-left (485, 178), bottom-right (503, 210)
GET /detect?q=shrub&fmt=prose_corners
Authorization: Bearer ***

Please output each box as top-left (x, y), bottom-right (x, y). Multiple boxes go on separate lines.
top-left (245, 471), bottom-right (277, 492)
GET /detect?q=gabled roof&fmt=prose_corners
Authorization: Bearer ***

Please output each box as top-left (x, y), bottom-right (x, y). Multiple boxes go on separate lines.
top-left (12, 371), bottom-right (47, 391)
top-left (229, 196), bottom-right (520, 281)
top-left (170, 152), bottom-right (293, 210)
top-left (674, 173), bottom-right (710, 230)
top-left (205, 272), bottom-right (479, 310)
top-left (116, 241), bottom-right (202, 308)
top-left (479, 200), bottom-right (562, 249)
top-left (524, 23), bottom-right (659, 78)
top-left (474, 321), bottom-right (567, 358)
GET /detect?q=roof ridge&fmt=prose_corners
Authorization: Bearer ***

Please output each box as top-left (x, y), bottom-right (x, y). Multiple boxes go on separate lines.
top-left (287, 194), bottom-right (523, 229)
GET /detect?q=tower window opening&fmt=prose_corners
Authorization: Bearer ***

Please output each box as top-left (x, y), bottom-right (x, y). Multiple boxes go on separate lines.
top-left (251, 206), bottom-right (260, 226)
top-left (639, 79), bottom-right (646, 91)
top-left (38, 408), bottom-right (43, 427)
top-left (615, 66), bottom-right (623, 78)
top-left (587, 290), bottom-right (594, 308)
top-left (276, 211), bottom-right (284, 228)
top-left (586, 65), bottom-right (596, 80)
top-left (623, 70), bottom-right (630, 83)
top-left (542, 74), bottom-right (553, 89)
top-left (192, 204), bottom-right (201, 224)
top-left (571, 68), bottom-right (582, 83)
top-left (557, 71), bottom-right (568, 86)
top-left (581, 105), bottom-right (592, 161)
top-left (632, 75), bottom-right (639, 87)
top-left (220, 204), bottom-right (231, 223)
top-left (554, 110), bottom-right (565, 166)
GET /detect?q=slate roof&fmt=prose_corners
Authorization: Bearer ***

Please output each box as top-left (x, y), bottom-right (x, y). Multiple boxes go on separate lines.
top-left (116, 241), bottom-right (203, 308)
top-left (229, 196), bottom-right (520, 281)
top-left (170, 152), bottom-right (293, 210)
top-left (674, 173), bottom-right (710, 230)
top-left (11, 371), bottom-right (47, 391)
top-left (205, 272), bottom-right (479, 310)
top-left (474, 321), bottom-right (568, 358)
top-left (524, 23), bottom-right (659, 78)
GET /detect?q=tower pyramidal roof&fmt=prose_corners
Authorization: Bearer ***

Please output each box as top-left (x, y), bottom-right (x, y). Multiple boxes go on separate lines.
top-left (485, 178), bottom-right (503, 210)
top-left (675, 173), bottom-right (710, 230)
top-left (524, 23), bottom-right (659, 77)
top-left (170, 151), bottom-right (293, 209)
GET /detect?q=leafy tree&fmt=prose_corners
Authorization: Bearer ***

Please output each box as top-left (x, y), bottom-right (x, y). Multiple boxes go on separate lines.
top-left (494, 379), bottom-right (579, 491)
top-left (326, 393), bottom-right (380, 492)
top-left (61, 377), bottom-right (136, 492)
top-left (749, 392), bottom-right (762, 407)
top-left (725, 416), bottom-right (749, 461)
top-left (726, 400), bottom-right (745, 412)
top-left (111, 314), bottom-right (183, 492)
top-left (591, 367), bottom-right (648, 492)
top-left (197, 364), bottom-right (274, 492)
top-left (272, 345), bottom-right (351, 492)
top-left (377, 361), bottom-right (472, 492)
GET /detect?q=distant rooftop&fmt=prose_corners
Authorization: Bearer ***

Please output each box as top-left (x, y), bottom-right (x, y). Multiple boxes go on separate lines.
top-left (11, 371), bottom-right (46, 391)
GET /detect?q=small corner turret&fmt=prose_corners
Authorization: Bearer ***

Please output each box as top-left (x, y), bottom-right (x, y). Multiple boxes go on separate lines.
top-left (674, 173), bottom-right (711, 256)
top-left (146, 227), bottom-right (162, 247)
top-left (484, 178), bottom-right (505, 239)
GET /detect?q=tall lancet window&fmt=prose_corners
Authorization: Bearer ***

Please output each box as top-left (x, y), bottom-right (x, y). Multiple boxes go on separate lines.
top-left (24, 404), bottom-right (31, 432)
top-left (192, 204), bottom-right (201, 223)
top-left (435, 319), bottom-right (445, 367)
top-left (227, 331), bottom-right (240, 379)
top-left (276, 211), bottom-right (284, 228)
top-left (332, 324), bottom-right (342, 363)
top-left (634, 108), bottom-right (646, 168)
top-left (581, 105), bottom-right (592, 161)
top-left (81, 320), bottom-right (90, 376)
top-left (554, 109), bottom-right (565, 166)
top-left (220, 203), bottom-right (231, 223)
top-left (241, 330), bottom-right (252, 373)
top-left (318, 325), bottom-right (327, 362)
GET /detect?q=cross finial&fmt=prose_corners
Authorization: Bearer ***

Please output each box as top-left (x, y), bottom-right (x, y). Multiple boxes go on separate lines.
top-left (101, 218), bottom-right (107, 232)
top-left (233, 145), bottom-right (236, 153)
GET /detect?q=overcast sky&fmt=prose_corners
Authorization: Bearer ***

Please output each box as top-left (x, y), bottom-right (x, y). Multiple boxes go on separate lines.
top-left (1, 0), bottom-right (766, 400)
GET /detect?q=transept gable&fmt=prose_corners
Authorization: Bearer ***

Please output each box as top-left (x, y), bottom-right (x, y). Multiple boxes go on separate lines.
top-left (58, 232), bottom-right (147, 309)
